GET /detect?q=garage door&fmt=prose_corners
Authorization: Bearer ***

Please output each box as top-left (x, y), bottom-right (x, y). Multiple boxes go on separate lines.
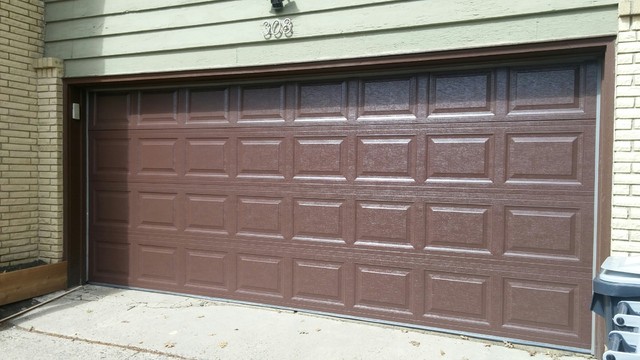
top-left (88, 59), bottom-right (597, 349)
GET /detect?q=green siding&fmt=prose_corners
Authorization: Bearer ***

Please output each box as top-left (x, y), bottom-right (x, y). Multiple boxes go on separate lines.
top-left (44, 0), bottom-right (619, 77)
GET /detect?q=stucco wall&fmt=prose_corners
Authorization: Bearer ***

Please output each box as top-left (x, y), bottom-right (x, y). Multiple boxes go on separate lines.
top-left (0, 0), bottom-right (63, 266)
top-left (613, 0), bottom-right (640, 255)
top-left (44, 0), bottom-right (618, 78)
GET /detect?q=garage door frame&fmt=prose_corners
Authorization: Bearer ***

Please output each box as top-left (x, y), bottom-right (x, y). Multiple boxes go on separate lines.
top-left (63, 36), bottom-right (615, 355)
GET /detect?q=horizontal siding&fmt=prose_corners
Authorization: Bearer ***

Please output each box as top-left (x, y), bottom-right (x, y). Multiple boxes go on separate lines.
top-left (43, 0), bottom-right (619, 77)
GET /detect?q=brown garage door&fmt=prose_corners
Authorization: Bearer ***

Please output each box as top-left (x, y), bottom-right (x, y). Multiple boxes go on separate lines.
top-left (89, 59), bottom-right (597, 349)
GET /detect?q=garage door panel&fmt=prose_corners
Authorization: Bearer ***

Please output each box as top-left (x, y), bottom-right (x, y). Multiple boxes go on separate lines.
top-left (136, 137), bottom-right (181, 177)
top-left (89, 59), bottom-right (597, 349)
top-left (505, 133), bottom-right (583, 185)
top-left (95, 183), bottom-right (594, 267)
top-left (237, 137), bottom-right (287, 179)
top-left (184, 137), bottom-right (232, 178)
top-left (293, 136), bottom-right (349, 180)
top-left (92, 241), bottom-right (131, 281)
top-left (293, 198), bottom-right (350, 244)
top-left (88, 126), bottom-right (594, 193)
top-left (136, 191), bottom-right (180, 232)
top-left (184, 248), bottom-right (231, 292)
top-left (355, 200), bottom-right (418, 249)
top-left (500, 276), bottom-right (592, 347)
top-left (354, 265), bottom-right (414, 314)
top-left (238, 84), bottom-right (287, 123)
top-left (426, 134), bottom-right (495, 183)
top-left (236, 254), bottom-right (285, 298)
top-left (425, 204), bottom-right (493, 254)
top-left (92, 188), bottom-right (132, 229)
top-left (503, 206), bottom-right (584, 262)
top-left (90, 91), bottom-right (133, 130)
top-left (357, 76), bottom-right (420, 121)
top-left (237, 196), bottom-right (287, 240)
top-left (138, 89), bottom-right (180, 127)
top-left (424, 271), bottom-right (492, 325)
top-left (90, 135), bottom-right (131, 178)
top-left (356, 136), bottom-right (418, 182)
top-left (184, 194), bottom-right (232, 235)
top-left (502, 278), bottom-right (577, 332)
top-left (137, 244), bottom-right (180, 286)
top-left (508, 65), bottom-right (584, 113)
top-left (185, 87), bottom-right (231, 126)
top-left (429, 70), bottom-right (496, 116)
top-left (292, 258), bottom-right (345, 305)
top-left (294, 81), bottom-right (349, 122)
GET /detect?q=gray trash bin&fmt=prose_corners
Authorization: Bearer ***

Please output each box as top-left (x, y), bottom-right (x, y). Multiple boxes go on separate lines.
top-left (591, 257), bottom-right (640, 335)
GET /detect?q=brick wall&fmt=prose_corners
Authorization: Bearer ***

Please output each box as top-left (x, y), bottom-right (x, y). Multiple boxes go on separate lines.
top-left (34, 58), bottom-right (63, 263)
top-left (614, 0), bottom-right (640, 255)
top-left (0, 0), bottom-right (63, 266)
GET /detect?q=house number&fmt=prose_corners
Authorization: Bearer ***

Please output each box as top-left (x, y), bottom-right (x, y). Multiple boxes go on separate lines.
top-left (262, 18), bottom-right (293, 39)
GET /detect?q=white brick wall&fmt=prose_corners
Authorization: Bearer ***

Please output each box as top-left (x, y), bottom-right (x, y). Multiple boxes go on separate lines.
top-left (614, 0), bottom-right (640, 256)
top-left (0, 0), bottom-right (63, 266)
top-left (34, 58), bottom-right (63, 264)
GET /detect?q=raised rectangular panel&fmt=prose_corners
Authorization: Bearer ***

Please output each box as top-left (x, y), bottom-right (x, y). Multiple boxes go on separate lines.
top-left (503, 279), bottom-right (577, 333)
top-left (237, 138), bottom-right (285, 179)
top-left (185, 250), bottom-right (228, 290)
top-left (185, 195), bottom-right (229, 235)
top-left (425, 272), bottom-right (490, 323)
top-left (186, 88), bottom-right (230, 124)
top-left (506, 134), bottom-right (580, 184)
top-left (293, 199), bottom-right (346, 243)
top-left (429, 72), bottom-right (493, 115)
top-left (509, 65), bottom-right (582, 112)
top-left (356, 201), bottom-right (414, 248)
top-left (92, 92), bottom-right (131, 129)
top-left (426, 204), bottom-right (491, 253)
top-left (355, 265), bottom-right (412, 313)
top-left (237, 254), bottom-right (283, 297)
top-left (138, 245), bottom-right (178, 284)
top-left (92, 137), bottom-right (130, 176)
top-left (237, 197), bottom-right (284, 239)
top-left (238, 85), bottom-right (286, 122)
top-left (138, 90), bottom-right (179, 126)
top-left (93, 190), bottom-right (130, 227)
top-left (138, 192), bottom-right (178, 231)
top-left (426, 135), bottom-right (493, 182)
top-left (293, 137), bottom-right (347, 180)
top-left (293, 259), bottom-right (344, 304)
top-left (356, 137), bottom-right (417, 182)
top-left (185, 138), bottom-right (230, 177)
top-left (94, 242), bottom-right (130, 276)
top-left (358, 77), bottom-right (417, 121)
top-left (294, 82), bottom-right (348, 122)
top-left (137, 138), bottom-right (178, 176)
top-left (505, 207), bottom-right (579, 260)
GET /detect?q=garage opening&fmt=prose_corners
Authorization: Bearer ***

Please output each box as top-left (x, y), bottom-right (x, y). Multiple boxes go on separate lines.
top-left (87, 58), bottom-right (598, 350)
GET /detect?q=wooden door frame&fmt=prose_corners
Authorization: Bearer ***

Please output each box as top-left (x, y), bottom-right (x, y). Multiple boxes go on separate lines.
top-left (63, 36), bottom-right (615, 355)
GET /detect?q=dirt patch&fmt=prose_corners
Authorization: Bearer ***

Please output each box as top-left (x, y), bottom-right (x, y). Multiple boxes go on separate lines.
top-left (0, 260), bottom-right (47, 274)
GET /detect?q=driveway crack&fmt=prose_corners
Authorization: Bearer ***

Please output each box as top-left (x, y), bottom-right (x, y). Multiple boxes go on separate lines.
top-left (13, 324), bottom-right (197, 360)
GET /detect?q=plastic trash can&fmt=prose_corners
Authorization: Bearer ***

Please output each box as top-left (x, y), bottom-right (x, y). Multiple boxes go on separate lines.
top-left (591, 256), bottom-right (640, 336)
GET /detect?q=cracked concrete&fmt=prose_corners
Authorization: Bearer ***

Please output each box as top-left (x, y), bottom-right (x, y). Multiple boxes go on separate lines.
top-left (0, 285), bottom-right (596, 360)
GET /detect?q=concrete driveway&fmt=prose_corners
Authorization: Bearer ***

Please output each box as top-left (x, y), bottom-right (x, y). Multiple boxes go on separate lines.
top-left (0, 285), bottom-right (594, 360)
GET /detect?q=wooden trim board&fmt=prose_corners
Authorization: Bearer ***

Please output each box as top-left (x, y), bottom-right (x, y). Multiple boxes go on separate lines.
top-left (0, 262), bottom-right (68, 306)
